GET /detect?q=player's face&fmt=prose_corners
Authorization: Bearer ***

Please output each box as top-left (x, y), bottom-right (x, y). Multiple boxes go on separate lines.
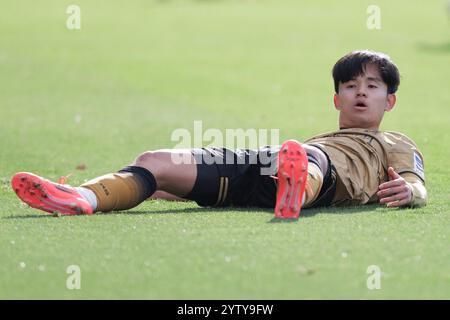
top-left (334, 63), bottom-right (396, 130)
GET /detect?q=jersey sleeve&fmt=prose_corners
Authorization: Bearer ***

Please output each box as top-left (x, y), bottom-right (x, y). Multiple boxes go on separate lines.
top-left (384, 132), bottom-right (425, 183)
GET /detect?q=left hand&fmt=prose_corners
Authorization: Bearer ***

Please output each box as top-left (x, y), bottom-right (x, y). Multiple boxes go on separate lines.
top-left (377, 167), bottom-right (413, 208)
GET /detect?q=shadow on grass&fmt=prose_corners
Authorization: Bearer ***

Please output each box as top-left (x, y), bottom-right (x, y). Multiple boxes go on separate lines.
top-left (3, 213), bottom-right (56, 219)
top-left (123, 203), bottom-right (387, 222)
top-left (123, 206), bottom-right (273, 216)
top-left (4, 203), bottom-right (393, 221)
top-left (268, 204), bottom-right (386, 222)
top-left (3, 206), bottom-right (269, 220)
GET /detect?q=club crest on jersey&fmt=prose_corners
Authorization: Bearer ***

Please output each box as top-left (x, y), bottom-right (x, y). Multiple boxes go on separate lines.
top-left (413, 152), bottom-right (424, 179)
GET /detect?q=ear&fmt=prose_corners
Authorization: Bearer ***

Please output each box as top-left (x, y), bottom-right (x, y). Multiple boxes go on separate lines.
top-left (385, 94), bottom-right (396, 112)
top-left (333, 93), bottom-right (341, 110)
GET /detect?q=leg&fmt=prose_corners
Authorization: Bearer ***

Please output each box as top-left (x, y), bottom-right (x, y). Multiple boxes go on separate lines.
top-left (274, 140), bottom-right (309, 218)
top-left (273, 142), bottom-right (333, 217)
top-left (149, 191), bottom-right (188, 202)
top-left (132, 149), bottom-right (197, 197)
top-left (79, 148), bottom-right (198, 212)
top-left (302, 144), bottom-right (333, 208)
top-left (11, 148), bottom-right (199, 215)
top-left (303, 144), bottom-right (328, 175)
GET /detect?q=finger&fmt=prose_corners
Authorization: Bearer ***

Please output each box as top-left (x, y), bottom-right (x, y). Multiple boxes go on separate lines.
top-left (387, 197), bottom-right (412, 208)
top-left (381, 191), bottom-right (411, 205)
top-left (380, 190), bottom-right (410, 204)
top-left (377, 185), bottom-right (409, 198)
top-left (379, 178), bottom-right (404, 190)
top-left (388, 167), bottom-right (400, 180)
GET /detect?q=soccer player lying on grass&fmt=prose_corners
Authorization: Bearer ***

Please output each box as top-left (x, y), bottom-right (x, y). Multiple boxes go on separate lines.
top-left (11, 50), bottom-right (427, 218)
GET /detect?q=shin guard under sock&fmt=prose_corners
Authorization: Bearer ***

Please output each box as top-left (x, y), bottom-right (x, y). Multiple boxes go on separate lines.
top-left (303, 162), bottom-right (324, 208)
top-left (80, 166), bottom-right (157, 212)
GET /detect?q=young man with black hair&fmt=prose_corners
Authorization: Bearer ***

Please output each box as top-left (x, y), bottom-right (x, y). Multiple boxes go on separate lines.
top-left (11, 50), bottom-right (427, 218)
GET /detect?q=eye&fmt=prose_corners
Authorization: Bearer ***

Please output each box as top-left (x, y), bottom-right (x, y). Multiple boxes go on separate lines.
top-left (346, 84), bottom-right (355, 88)
top-left (368, 84), bottom-right (377, 89)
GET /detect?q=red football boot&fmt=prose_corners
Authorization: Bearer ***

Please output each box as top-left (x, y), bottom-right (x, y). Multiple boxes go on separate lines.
top-left (274, 140), bottom-right (308, 219)
top-left (11, 172), bottom-right (93, 215)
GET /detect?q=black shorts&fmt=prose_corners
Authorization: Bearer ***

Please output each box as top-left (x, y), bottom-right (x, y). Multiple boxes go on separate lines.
top-left (184, 146), bottom-right (336, 208)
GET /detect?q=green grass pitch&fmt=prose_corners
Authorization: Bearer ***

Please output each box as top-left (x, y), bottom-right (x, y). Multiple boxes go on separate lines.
top-left (0, 0), bottom-right (449, 299)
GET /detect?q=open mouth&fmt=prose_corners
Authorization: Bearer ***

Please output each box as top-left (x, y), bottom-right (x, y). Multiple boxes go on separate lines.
top-left (354, 102), bottom-right (367, 108)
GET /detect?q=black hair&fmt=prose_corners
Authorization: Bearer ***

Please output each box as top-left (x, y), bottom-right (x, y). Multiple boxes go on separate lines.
top-left (332, 50), bottom-right (400, 94)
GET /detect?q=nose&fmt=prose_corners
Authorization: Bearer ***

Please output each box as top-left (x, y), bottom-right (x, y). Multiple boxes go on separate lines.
top-left (356, 85), bottom-right (367, 97)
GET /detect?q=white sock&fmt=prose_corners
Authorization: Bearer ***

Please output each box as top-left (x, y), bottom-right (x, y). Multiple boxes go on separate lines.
top-left (75, 187), bottom-right (98, 211)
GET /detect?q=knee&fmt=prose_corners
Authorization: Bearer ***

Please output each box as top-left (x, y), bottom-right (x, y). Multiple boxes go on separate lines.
top-left (133, 150), bottom-right (170, 172)
top-left (304, 145), bottom-right (328, 175)
top-left (134, 151), bottom-right (155, 167)
top-left (315, 151), bottom-right (328, 172)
